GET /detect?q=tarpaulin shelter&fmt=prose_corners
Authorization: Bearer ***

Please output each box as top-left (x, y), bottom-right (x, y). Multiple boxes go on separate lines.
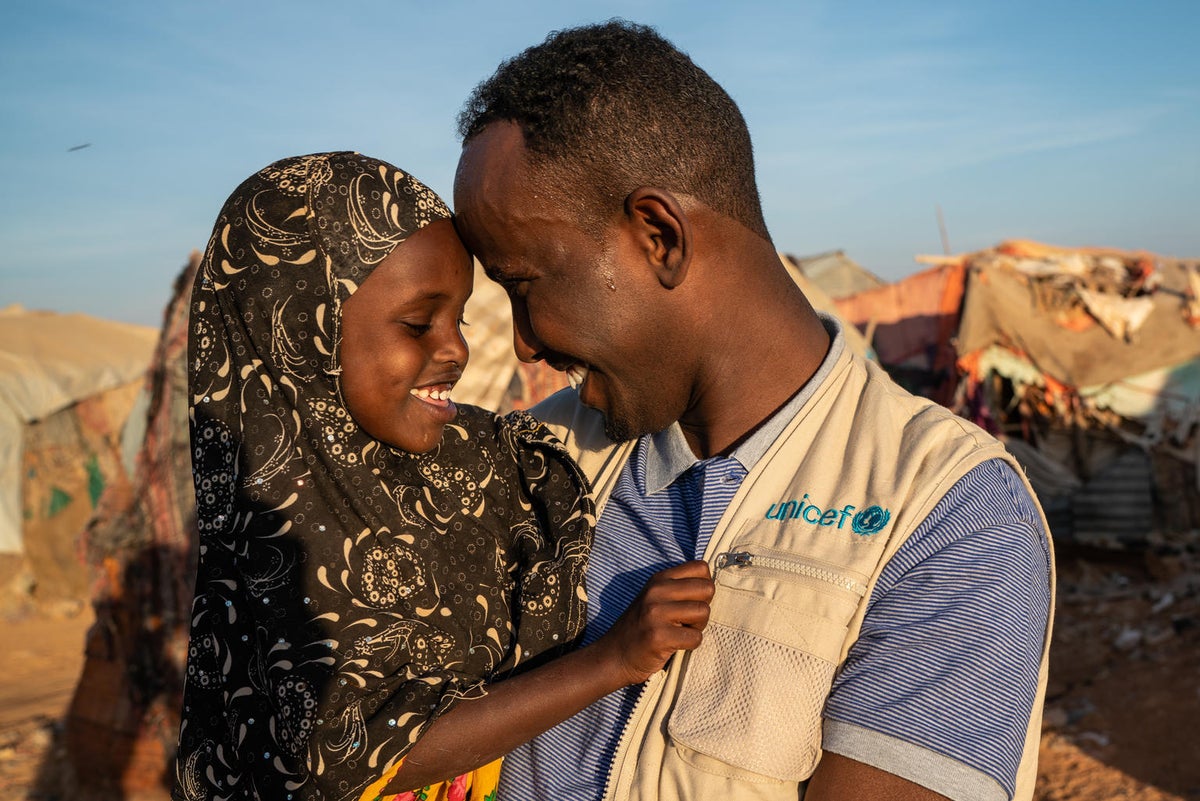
top-left (947, 241), bottom-right (1200, 543)
top-left (0, 304), bottom-right (156, 598)
top-left (832, 261), bottom-right (967, 405)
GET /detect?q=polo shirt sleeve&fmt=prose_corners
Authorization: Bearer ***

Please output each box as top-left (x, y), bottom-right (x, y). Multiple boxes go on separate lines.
top-left (820, 459), bottom-right (1052, 801)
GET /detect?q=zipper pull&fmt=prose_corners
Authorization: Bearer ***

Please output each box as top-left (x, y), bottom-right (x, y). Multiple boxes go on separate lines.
top-left (715, 551), bottom-right (752, 570)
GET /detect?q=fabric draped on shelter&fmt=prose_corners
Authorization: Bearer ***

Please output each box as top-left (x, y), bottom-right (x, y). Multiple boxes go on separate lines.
top-left (945, 241), bottom-right (1200, 457)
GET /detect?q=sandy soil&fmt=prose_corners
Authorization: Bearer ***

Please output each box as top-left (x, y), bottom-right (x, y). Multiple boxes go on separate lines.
top-left (1, 544), bottom-right (1197, 801)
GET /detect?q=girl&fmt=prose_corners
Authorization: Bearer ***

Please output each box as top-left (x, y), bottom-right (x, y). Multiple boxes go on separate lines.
top-left (175, 153), bottom-right (709, 801)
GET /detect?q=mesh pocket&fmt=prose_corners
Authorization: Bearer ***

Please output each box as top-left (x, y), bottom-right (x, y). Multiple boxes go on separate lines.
top-left (668, 620), bottom-right (835, 781)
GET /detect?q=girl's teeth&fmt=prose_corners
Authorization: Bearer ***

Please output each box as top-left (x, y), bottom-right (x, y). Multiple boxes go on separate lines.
top-left (410, 387), bottom-right (452, 401)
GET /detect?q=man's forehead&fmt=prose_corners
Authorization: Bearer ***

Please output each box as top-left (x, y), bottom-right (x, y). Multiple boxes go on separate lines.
top-left (457, 122), bottom-right (529, 192)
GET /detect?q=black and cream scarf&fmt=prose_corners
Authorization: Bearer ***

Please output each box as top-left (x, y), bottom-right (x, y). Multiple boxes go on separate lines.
top-left (175, 153), bottom-right (592, 801)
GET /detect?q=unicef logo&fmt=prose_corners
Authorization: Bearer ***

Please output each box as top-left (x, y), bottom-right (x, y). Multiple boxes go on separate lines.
top-left (852, 505), bottom-right (891, 536)
top-left (765, 495), bottom-right (893, 535)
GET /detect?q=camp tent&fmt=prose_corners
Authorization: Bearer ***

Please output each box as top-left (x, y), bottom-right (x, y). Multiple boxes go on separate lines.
top-left (950, 241), bottom-right (1200, 542)
top-left (0, 306), bottom-right (156, 594)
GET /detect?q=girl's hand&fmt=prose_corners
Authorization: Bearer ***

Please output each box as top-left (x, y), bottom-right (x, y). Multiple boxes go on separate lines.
top-left (593, 560), bottom-right (715, 685)
top-left (379, 560), bottom-right (715, 792)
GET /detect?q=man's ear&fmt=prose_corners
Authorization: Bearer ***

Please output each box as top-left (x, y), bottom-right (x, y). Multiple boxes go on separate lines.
top-left (624, 187), bottom-right (692, 289)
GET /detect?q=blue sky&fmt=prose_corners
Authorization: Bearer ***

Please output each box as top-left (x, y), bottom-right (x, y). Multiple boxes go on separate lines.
top-left (2, 0), bottom-right (1197, 327)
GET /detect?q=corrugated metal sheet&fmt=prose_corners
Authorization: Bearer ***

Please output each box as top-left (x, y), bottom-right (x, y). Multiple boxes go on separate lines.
top-left (1070, 449), bottom-right (1156, 546)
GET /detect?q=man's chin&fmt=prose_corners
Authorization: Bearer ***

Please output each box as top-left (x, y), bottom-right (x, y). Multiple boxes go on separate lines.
top-left (602, 417), bottom-right (637, 444)
top-left (599, 406), bottom-right (669, 444)
top-left (579, 388), bottom-right (669, 444)
top-left (579, 394), bottom-right (634, 443)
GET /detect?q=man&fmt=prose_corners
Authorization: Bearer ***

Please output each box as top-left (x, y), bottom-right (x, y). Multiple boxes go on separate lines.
top-left (453, 20), bottom-right (1053, 801)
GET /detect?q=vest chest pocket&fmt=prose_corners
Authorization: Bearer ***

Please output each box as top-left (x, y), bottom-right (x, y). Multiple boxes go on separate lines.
top-left (667, 547), bottom-right (867, 783)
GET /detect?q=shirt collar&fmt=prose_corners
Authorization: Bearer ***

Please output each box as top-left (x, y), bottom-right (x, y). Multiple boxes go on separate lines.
top-left (641, 313), bottom-right (846, 494)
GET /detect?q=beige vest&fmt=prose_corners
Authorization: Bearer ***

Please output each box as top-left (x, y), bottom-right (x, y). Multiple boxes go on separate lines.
top-left (534, 347), bottom-right (1055, 801)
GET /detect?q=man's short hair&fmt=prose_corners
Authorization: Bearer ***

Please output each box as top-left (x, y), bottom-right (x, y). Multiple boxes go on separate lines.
top-left (458, 19), bottom-right (769, 239)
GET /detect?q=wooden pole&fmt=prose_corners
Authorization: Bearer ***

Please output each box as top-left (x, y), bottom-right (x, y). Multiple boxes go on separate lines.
top-left (936, 204), bottom-right (951, 255)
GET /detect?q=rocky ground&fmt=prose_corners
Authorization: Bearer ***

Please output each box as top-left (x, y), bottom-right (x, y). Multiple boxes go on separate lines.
top-left (1, 542), bottom-right (1197, 800)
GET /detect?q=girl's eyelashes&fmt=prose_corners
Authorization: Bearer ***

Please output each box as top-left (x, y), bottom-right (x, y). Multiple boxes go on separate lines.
top-left (402, 315), bottom-right (467, 336)
top-left (402, 321), bottom-right (432, 335)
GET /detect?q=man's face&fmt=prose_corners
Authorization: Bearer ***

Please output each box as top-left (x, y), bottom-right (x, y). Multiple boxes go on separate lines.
top-left (453, 122), bottom-right (685, 441)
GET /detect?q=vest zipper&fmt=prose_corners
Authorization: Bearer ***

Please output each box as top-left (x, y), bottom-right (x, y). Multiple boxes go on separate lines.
top-left (600, 670), bottom-right (664, 801)
top-left (715, 550), bottom-right (867, 595)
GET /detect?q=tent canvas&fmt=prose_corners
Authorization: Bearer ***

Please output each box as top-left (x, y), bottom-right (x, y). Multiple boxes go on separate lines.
top-left (784, 250), bottom-right (886, 300)
top-left (0, 305), bottom-right (157, 555)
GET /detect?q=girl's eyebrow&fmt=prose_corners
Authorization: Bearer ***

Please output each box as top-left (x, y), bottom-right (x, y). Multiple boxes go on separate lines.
top-left (394, 289), bottom-right (453, 303)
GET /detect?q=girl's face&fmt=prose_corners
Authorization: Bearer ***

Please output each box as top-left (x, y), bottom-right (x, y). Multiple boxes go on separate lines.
top-left (339, 218), bottom-right (472, 453)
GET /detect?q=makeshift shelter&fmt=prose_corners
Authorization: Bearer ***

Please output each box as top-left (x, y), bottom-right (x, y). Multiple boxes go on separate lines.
top-left (836, 239), bottom-right (1200, 545)
top-left (0, 304), bottom-right (156, 599)
top-left (949, 241), bottom-right (1200, 544)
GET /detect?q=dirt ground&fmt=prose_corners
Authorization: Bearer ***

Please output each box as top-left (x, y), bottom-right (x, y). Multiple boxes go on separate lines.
top-left (1035, 542), bottom-right (1200, 801)
top-left (0, 600), bottom-right (92, 801)
top-left (1, 543), bottom-right (1197, 801)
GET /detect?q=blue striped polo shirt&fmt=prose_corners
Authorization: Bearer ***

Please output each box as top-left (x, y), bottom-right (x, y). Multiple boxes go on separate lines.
top-left (499, 318), bottom-right (1052, 801)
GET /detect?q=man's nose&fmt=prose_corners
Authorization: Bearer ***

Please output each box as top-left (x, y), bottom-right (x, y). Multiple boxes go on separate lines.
top-left (510, 298), bottom-right (544, 364)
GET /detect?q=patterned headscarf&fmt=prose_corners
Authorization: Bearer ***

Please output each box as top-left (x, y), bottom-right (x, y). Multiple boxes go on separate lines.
top-left (175, 153), bottom-right (593, 801)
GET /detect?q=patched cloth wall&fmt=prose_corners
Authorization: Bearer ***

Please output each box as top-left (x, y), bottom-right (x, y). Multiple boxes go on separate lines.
top-left (20, 382), bottom-right (144, 598)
